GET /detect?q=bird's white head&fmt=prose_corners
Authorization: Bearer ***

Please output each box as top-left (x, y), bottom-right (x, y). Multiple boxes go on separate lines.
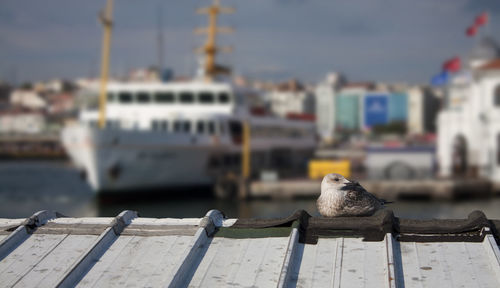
top-left (321, 173), bottom-right (351, 195)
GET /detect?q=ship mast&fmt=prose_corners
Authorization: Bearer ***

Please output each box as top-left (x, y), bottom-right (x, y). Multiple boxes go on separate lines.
top-left (98, 0), bottom-right (113, 129)
top-left (195, 0), bottom-right (234, 81)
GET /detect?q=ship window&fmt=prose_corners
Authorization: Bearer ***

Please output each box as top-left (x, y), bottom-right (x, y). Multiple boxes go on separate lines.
top-left (218, 92), bottom-right (230, 103)
top-left (179, 92), bottom-right (195, 103)
top-left (137, 92), bottom-right (151, 103)
top-left (161, 121), bottom-right (168, 131)
top-left (197, 121), bottom-right (205, 133)
top-left (107, 92), bottom-right (116, 102)
top-left (199, 92), bottom-right (214, 104)
top-left (219, 122), bottom-right (226, 135)
top-left (173, 121), bottom-right (182, 132)
top-left (183, 121), bottom-right (191, 133)
top-left (208, 121), bottom-right (215, 134)
top-left (495, 85), bottom-right (500, 106)
top-left (155, 92), bottom-right (175, 103)
top-left (119, 92), bottom-right (133, 103)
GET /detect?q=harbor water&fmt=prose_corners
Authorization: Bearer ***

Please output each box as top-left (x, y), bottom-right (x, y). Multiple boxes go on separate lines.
top-left (1, 161), bottom-right (500, 220)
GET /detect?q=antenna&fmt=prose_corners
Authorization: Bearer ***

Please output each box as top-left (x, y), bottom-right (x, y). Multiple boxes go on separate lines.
top-left (98, 0), bottom-right (113, 129)
top-left (157, 3), bottom-right (165, 74)
top-left (195, 0), bottom-right (234, 81)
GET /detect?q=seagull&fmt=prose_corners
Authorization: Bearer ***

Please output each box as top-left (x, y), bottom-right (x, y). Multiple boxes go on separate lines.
top-left (317, 173), bottom-right (391, 217)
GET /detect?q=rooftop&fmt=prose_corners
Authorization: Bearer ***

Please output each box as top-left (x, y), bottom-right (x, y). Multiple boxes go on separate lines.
top-left (0, 209), bottom-right (499, 287)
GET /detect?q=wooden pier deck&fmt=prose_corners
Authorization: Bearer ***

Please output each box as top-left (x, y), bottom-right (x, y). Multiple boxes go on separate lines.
top-left (0, 209), bottom-right (499, 287)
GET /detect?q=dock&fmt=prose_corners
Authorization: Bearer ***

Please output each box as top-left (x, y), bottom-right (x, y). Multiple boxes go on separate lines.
top-left (0, 209), bottom-right (499, 287)
top-left (250, 178), bottom-right (493, 200)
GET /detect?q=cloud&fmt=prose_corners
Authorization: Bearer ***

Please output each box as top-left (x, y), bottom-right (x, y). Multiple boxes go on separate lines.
top-left (463, 0), bottom-right (500, 14)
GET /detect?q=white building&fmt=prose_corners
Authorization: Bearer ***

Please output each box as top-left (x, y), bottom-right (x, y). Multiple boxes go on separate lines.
top-left (0, 111), bottom-right (46, 134)
top-left (315, 73), bottom-right (345, 143)
top-left (437, 37), bottom-right (500, 184)
top-left (10, 89), bottom-right (47, 110)
top-left (264, 80), bottom-right (315, 118)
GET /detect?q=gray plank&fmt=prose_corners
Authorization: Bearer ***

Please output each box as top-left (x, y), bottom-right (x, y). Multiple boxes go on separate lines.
top-left (13, 235), bottom-right (98, 287)
top-left (0, 234), bottom-right (67, 287)
top-left (278, 228), bottom-right (299, 288)
top-left (55, 210), bottom-right (138, 288)
top-left (464, 242), bottom-right (500, 288)
top-left (295, 238), bottom-right (338, 288)
top-left (399, 242), bottom-right (425, 288)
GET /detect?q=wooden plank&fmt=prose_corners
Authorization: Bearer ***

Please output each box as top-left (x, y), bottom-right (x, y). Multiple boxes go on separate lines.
top-left (0, 210), bottom-right (57, 261)
top-left (483, 234), bottom-right (500, 283)
top-left (82, 235), bottom-right (193, 287)
top-left (277, 228), bottom-right (299, 288)
top-left (188, 237), bottom-right (224, 287)
top-left (121, 236), bottom-right (194, 287)
top-left (230, 238), bottom-right (271, 286)
top-left (75, 236), bottom-right (135, 287)
top-left (55, 210), bottom-right (138, 288)
top-left (332, 237), bottom-right (344, 288)
top-left (13, 235), bottom-right (98, 287)
top-left (217, 238), bottom-right (250, 286)
top-left (464, 242), bottom-right (500, 288)
top-left (413, 243), bottom-right (450, 287)
top-left (142, 236), bottom-right (193, 287)
top-left (166, 209), bottom-right (225, 288)
top-left (437, 242), bottom-right (483, 288)
top-left (253, 237), bottom-right (289, 287)
top-left (385, 234), bottom-right (400, 288)
top-left (339, 237), bottom-right (385, 288)
top-left (0, 234), bottom-right (67, 287)
top-left (399, 242), bottom-right (424, 288)
top-left (294, 238), bottom-right (338, 287)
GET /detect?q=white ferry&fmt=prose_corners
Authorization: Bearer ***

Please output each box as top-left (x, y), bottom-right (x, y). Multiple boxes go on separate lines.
top-left (61, 81), bottom-right (316, 194)
top-left (61, 0), bottom-right (316, 194)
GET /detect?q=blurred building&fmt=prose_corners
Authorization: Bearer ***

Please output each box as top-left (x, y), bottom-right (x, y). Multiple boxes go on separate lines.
top-left (438, 37), bottom-right (500, 183)
top-left (315, 73), bottom-right (345, 143)
top-left (0, 109), bottom-right (46, 134)
top-left (335, 83), bottom-right (373, 132)
top-left (264, 79), bottom-right (315, 118)
top-left (10, 89), bottom-right (47, 110)
top-left (407, 86), bottom-right (441, 135)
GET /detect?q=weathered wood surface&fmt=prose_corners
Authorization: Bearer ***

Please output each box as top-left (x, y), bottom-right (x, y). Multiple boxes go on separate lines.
top-left (0, 210), bottom-right (499, 288)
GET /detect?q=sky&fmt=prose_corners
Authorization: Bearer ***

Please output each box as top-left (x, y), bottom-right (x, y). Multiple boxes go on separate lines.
top-left (1, 0), bottom-right (499, 84)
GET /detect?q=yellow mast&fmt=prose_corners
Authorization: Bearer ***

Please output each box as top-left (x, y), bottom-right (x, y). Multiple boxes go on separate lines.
top-left (98, 0), bottom-right (113, 129)
top-left (196, 0), bottom-right (234, 81)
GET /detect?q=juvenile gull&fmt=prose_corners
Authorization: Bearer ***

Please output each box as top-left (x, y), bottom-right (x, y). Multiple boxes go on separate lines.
top-left (317, 173), bottom-right (390, 217)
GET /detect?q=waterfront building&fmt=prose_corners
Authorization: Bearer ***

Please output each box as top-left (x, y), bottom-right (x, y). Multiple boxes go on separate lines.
top-left (314, 73), bottom-right (345, 143)
top-left (335, 83), bottom-right (373, 132)
top-left (0, 109), bottom-right (46, 134)
top-left (264, 79), bottom-right (315, 118)
top-left (10, 89), bottom-right (46, 110)
top-left (437, 37), bottom-right (500, 184)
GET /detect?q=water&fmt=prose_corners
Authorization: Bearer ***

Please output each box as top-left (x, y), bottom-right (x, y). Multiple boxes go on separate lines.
top-left (1, 161), bottom-right (500, 220)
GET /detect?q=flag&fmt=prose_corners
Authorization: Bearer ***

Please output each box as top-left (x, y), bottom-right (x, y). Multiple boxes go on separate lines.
top-left (475, 12), bottom-right (488, 27)
top-left (431, 71), bottom-right (449, 86)
top-left (466, 25), bottom-right (477, 37)
top-left (443, 57), bottom-right (461, 73)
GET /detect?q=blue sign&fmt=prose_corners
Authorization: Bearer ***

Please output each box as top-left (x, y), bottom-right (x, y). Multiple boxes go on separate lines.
top-left (431, 70), bottom-right (449, 86)
top-left (364, 94), bottom-right (389, 127)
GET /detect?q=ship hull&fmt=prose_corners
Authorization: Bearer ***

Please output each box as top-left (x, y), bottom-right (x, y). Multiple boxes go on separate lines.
top-left (61, 125), bottom-right (220, 193)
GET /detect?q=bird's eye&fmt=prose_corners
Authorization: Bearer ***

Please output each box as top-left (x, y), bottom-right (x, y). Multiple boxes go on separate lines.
top-left (334, 178), bottom-right (339, 181)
